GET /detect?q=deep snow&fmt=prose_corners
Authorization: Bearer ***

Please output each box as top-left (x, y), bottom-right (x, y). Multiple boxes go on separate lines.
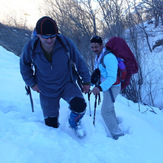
top-left (0, 43), bottom-right (163, 163)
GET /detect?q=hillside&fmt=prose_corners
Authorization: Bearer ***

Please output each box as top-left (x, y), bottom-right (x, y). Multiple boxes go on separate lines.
top-left (0, 23), bottom-right (31, 56)
top-left (0, 0), bottom-right (45, 56)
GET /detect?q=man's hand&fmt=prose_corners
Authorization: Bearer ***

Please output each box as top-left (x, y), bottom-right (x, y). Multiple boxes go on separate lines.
top-left (83, 84), bottom-right (91, 94)
top-left (32, 84), bottom-right (41, 93)
top-left (91, 86), bottom-right (100, 95)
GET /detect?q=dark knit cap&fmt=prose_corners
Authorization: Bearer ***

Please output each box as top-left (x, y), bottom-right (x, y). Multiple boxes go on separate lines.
top-left (36, 16), bottom-right (58, 35)
top-left (90, 35), bottom-right (103, 44)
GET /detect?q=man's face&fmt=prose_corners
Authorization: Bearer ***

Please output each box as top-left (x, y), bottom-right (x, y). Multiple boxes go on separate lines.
top-left (38, 34), bottom-right (57, 49)
top-left (91, 42), bottom-right (103, 56)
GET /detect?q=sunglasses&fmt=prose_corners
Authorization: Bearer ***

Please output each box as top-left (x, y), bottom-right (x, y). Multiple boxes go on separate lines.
top-left (41, 34), bottom-right (57, 39)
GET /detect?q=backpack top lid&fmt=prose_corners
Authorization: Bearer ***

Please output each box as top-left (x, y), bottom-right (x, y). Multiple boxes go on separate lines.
top-left (105, 36), bottom-right (138, 74)
top-left (105, 37), bottom-right (138, 89)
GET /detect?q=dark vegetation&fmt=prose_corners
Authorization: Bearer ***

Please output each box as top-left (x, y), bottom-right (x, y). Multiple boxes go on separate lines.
top-left (0, 22), bottom-right (31, 56)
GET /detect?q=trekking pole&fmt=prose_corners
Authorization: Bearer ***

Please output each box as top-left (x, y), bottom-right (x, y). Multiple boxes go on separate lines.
top-left (93, 94), bottom-right (98, 126)
top-left (88, 91), bottom-right (91, 116)
top-left (98, 93), bottom-right (101, 105)
top-left (25, 85), bottom-right (34, 112)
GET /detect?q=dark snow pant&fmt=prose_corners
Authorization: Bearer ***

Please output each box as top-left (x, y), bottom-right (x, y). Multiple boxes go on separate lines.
top-left (40, 82), bottom-right (86, 128)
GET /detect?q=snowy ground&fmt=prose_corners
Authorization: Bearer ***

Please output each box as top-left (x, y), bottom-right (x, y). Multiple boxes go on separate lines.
top-left (0, 46), bottom-right (163, 163)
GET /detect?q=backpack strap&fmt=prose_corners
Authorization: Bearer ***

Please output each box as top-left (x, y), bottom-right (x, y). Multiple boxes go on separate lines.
top-left (100, 49), bottom-right (111, 68)
top-left (28, 37), bottom-right (39, 65)
top-left (56, 34), bottom-right (71, 60)
top-left (56, 35), bottom-right (83, 91)
top-left (109, 88), bottom-right (115, 103)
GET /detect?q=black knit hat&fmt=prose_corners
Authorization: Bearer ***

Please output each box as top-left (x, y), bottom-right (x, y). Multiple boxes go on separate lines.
top-left (90, 36), bottom-right (103, 44)
top-left (36, 16), bottom-right (58, 35)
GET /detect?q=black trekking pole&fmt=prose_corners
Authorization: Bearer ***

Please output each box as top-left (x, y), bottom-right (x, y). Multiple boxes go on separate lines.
top-left (88, 91), bottom-right (91, 116)
top-left (93, 94), bottom-right (98, 126)
top-left (25, 85), bottom-right (34, 112)
top-left (93, 92), bottom-right (101, 125)
top-left (98, 93), bottom-right (101, 105)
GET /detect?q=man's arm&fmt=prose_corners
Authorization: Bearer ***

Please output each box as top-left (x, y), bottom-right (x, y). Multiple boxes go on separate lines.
top-left (19, 41), bottom-right (36, 88)
top-left (68, 39), bottom-right (91, 84)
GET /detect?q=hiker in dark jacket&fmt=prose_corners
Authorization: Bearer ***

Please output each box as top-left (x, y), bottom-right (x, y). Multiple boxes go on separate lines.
top-left (90, 36), bottom-right (124, 140)
top-left (20, 16), bottom-right (91, 136)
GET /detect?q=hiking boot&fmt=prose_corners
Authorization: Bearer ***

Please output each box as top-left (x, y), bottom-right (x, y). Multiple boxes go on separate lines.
top-left (69, 111), bottom-right (84, 129)
top-left (45, 117), bottom-right (59, 128)
top-left (112, 133), bottom-right (124, 140)
top-left (69, 111), bottom-right (86, 138)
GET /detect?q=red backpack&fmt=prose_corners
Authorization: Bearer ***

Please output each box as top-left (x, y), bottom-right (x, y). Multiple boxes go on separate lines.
top-left (105, 37), bottom-right (138, 89)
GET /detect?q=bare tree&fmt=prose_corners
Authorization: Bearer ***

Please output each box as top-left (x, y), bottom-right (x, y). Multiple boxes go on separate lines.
top-left (132, 1), bottom-right (153, 52)
top-left (96, 0), bottom-right (125, 39)
top-left (44, 0), bottom-right (100, 71)
top-left (142, 0), bottom-right (163, 27)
